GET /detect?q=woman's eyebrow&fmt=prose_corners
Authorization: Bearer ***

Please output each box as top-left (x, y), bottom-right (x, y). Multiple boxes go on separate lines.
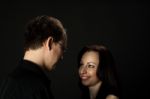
top-left (87, 62), bottom-right (97, 65)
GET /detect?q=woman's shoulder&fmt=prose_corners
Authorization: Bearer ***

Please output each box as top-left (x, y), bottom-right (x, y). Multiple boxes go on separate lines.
top-left (106, 94), bottom-right (119, 99)
top-left (96, 82), bottom-right (119, 99)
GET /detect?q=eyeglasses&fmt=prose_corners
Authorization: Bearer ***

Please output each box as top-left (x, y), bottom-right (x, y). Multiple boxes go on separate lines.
top-left (58, 42), bottom-right (67, 60)
top-left (58, 42), bottom-right (67, 53)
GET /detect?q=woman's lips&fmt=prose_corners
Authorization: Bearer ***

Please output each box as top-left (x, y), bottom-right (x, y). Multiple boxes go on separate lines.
top-left (80, 76), bottom-right (89, 80)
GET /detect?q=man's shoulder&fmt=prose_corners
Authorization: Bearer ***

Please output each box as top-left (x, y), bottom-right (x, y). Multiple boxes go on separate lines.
top-left (0, 76), bottom-right (53, 99)
top-left (10, 67), bottom-right (44, 85)
top-left (1, 73), bottom-right (38, 89)
top-left (0, 66), bottom-right (43, 88)
top-left (0, 60), bottom-right (51, 94)
top-left (0, 69), bottom-right (49, 96)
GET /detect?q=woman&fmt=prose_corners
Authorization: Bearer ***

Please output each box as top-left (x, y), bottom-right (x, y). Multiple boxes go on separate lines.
top-left (78, 44), bottom-right (120, 99)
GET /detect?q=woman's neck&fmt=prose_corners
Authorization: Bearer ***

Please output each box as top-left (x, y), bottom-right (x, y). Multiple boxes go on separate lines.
top-left (89, 81), bottom-right (102, 99)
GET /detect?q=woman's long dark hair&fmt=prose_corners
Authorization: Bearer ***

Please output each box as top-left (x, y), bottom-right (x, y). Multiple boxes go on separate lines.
top-left (77, 44), bottom-right (120, 99)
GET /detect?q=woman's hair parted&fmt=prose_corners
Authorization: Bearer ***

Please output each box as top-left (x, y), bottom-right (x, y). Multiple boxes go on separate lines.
top-left (77, 44), bottom-right (119, 88)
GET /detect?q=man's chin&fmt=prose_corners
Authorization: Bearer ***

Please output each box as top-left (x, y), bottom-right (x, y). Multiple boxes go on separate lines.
top-left (51, 64), bottom-right (57, 70)
top-left (44, 65), bottom-right (56, 71)
top-left (52, 66), bottom-right (56, 70)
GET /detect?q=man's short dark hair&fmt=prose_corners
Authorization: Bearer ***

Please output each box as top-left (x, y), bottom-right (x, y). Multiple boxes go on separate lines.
top-left (24, 15), bottom-right (67, 51)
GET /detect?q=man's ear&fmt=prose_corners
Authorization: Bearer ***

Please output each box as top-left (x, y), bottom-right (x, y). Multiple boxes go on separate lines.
top-left (45, 37), bottom-right (53, 50)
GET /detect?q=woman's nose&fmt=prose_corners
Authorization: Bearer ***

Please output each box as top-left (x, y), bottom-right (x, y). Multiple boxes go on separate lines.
top-left (81, 67), bottom-right (87, 74)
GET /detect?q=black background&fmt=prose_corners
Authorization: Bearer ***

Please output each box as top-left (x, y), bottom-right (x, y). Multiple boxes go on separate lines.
top-left (0, 1), bottom-right (149, 99)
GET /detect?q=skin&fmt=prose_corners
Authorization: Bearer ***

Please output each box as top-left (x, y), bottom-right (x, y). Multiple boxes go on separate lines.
top-left (106, 95), bottom-right (118, 99)
top-left (79, 51), bottom-right (118, 99)
top-left (24, 37), bottom-right (63, 71)
top-left (43, 37), bottom-right (63, 70)
top-left (79, 51), bottom-right (100, 87)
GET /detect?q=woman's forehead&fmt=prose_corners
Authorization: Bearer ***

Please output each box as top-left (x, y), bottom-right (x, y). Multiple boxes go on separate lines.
top-left (81, 51), bottom-right (100, 64)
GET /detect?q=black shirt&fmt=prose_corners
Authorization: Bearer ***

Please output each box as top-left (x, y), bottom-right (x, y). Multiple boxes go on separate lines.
top-left (96, 82), bottom-right (119, 99)
top-left (0, 59), bottom-right (54, 99)
top-left (80, 82), bottom-right (119, 99)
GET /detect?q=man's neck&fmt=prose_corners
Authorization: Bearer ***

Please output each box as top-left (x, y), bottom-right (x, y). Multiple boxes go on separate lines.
top-left (23, 49), bottom-right (44, 69)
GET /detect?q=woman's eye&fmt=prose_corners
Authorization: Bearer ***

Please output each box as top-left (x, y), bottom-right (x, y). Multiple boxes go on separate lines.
top-left (87, 64), bottom-right (95, 68)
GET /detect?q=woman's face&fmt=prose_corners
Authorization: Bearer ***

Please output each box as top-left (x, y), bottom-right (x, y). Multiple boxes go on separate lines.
top-left (79, 51), bottom-right (100, 87)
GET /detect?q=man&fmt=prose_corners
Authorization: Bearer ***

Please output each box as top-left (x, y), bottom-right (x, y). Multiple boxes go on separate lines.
top-left (0, 15), bottom-right (67, 99)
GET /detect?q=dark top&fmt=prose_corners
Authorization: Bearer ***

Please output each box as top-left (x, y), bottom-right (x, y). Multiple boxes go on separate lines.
top-left (80, 82), bottom-right (119, 99)
top-left (0, 59), bottom-right (54, 99)
top-left (96, 82), bottom-right (119, 99)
